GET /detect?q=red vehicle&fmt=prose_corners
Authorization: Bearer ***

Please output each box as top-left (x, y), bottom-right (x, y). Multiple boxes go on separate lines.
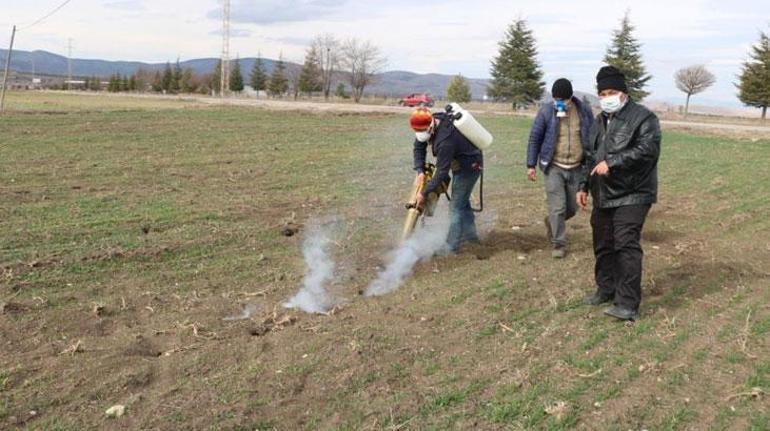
top-left (399, 93), bottom-right (434, 107)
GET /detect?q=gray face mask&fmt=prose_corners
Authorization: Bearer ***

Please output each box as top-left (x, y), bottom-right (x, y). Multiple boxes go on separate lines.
top-left (600, 94), bottom-right (624, 113)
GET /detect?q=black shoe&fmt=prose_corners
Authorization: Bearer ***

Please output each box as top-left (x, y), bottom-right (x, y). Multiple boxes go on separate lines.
top-left (583, 292), bottom-right (613, 305)
top-left (603, 305), bottom-right (638, 321)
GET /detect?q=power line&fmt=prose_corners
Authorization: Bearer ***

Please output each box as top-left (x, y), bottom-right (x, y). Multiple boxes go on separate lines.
top-left (0, 25), bottom-right (17, 114)
top-left (67, 38), bottom-right (73, 90)
top-left (220, 0), bottom-right (230, 97)
top-left (2, 0), bottom-right (74, 113)
top-left (18, 0), bottom-right (74, 32)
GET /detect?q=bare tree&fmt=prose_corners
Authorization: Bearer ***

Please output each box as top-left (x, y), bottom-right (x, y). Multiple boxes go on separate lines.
top-left (674, 65), bottom-right (716, 117)
top-left (341, 38), bottom-right (387, 103)
top-left (286, 62), bottom-right (302, 101)
top-left (311, 34), bottom-right (340, 100)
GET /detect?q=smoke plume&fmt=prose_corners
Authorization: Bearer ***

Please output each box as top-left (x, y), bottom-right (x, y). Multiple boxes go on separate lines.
top-left (283, 226), bottom-right (338, 314)
top-left (223, 303), bottom-right (260, 321)
top-left (364, 211), bottom-right (449, 297)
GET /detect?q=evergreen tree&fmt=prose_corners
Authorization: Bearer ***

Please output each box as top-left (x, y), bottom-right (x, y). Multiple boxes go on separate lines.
top-left (268, 55), bottom-right (289, 97)
top-left (603, 12), bottom-right (652, 101)
top-left (161, 62), bottom-right (173, 93)
top-left (446, 74), bottom-right (472, 103)
top-left (170, 59), bottom-right (182, 93)
top-left (129, 75), bottom-right (137, 92)
top-left (335, 82), bottom-right (349, 99)
top-left (90, 76), bottom-right (101, 91)
top-left (229, 57), bottom-right (245, 92)
top-left (151, 71), bottom-right (163, 92)
top-left (487, 19), bottom-right (545, 109)
top-left (180, 68), bottom-right (194, 93)
top-left (737, 31), bottom-right (770, 120)
top-left (250, 55), bottom-right (267, 96)
top-left (107, 74), bottom-right (117, 92)
top-left (299, 46), bottom-right (322, 96)
top-left (581, 94), bottom-right (592, 109)
top-left (210, 60), bottom-right (222, 95)
top-left (83, 77), bottom-right (90, 91)
top-left (121, 75), bottom-right (130, 92)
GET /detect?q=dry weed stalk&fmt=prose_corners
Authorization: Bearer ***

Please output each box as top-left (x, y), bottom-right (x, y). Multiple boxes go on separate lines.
top-left (739, 309), bottom-right (758, 359)
top-left (59, 340), bottom-right (83, 355)
top-left (725, 387), bottom-right (765, 401)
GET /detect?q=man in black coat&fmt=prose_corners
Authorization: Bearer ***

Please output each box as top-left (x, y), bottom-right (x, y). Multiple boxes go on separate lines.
top-left (577, 66), bottom-right (661, 321)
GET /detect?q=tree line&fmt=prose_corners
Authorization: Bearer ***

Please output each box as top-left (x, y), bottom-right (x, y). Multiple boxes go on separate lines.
top-left (237, 35), bottom-right (388, 102)
top-left (61, 18), bottom-right (770, 117)
top-left (70, 34), bottom-right (388, 103)
top-left (487, 12), bottom-right (770, 118)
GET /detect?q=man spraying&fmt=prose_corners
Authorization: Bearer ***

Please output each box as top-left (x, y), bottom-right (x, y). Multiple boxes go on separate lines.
top-left (409, 107), bottom-right (484, 253)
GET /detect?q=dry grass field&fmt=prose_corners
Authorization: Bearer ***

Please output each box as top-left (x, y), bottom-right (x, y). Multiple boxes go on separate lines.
top-left (1, 92), bottom-right (769, 430)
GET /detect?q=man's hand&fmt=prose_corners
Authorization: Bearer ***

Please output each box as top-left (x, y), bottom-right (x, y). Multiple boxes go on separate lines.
top-left (415, 193), bottom-right (425, 210)
top-left (577, 191), bottom-right (588, 210)
top-left (527, 168), bottom-right (537, 182)
top-left (590, 161), bottom-right (610, 176)
top-left (414, 172), bottom-right (426, 186)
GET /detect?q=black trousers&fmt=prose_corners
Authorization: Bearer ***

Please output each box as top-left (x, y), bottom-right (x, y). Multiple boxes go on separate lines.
top-left (591, 204), bottom-right (651, 310)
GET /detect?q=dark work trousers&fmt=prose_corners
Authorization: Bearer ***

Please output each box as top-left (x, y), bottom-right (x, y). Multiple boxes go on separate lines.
top-left (591, 204), bottom-right (651, 310)
top-left (544, 165), bottom-right (581, 248)
top-left (446, 169), bottom-right (481, 252)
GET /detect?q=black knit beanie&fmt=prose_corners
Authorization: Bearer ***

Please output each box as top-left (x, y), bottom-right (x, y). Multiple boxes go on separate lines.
top-left (596, 65), bottom-right (628, 93)
top-left (551, 78), bottom-right (573, 100)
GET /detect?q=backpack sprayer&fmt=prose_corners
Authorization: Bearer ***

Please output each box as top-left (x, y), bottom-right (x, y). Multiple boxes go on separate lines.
top-left (400, 104), bottom-right (493, 242)
top-left (401, 162), bottom-right (449, 242)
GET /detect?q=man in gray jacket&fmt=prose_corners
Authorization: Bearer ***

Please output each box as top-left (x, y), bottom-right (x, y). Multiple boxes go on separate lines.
top-left (526, 78), bottom-right (594, 258)
top-left (577, 66), bottom-right (661, 321)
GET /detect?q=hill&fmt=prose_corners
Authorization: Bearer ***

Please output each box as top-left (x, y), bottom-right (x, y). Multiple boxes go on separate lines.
top-left (1, 49), bottom-right (492, 99)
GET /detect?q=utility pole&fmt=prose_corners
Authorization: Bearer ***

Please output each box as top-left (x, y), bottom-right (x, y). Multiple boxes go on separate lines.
top-left (0, 25), bottom-right (17, 115)
top-left (67, 38), bottom-right (73, 90)
top-left (220, 0), bottom-right (230, 97)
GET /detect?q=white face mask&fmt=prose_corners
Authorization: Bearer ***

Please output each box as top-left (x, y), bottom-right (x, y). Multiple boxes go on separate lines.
top-left (600, 94), bottom-right (624, 113)
top-left (415, 131), bottom-right (432, 142)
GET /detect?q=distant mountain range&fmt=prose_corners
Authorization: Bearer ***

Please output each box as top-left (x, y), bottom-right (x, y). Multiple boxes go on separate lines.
top-left (0, 49), bottom-right (606, 104)
top-left (1, 49), bottom-right (494, 99)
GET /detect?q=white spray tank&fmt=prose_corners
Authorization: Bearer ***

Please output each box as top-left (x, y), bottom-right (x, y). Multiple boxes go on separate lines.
top-left (445, 103), bottom-right (493, 150)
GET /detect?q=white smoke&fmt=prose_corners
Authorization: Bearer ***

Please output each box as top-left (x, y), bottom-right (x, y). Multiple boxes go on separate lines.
top-left (283, 226), bottom-right (338, 314)
top-left (364, 209), bottom-right (450, 297)
top-left (222, 303), bottom-right (260, 321)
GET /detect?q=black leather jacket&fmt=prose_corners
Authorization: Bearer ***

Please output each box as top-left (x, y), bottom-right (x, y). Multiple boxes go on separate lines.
top-left (579, 100), bottom-right (661, 208)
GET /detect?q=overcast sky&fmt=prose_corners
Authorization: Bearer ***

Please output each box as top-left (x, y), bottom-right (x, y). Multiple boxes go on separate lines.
top-left (2, 0), bottom-right (769, 106)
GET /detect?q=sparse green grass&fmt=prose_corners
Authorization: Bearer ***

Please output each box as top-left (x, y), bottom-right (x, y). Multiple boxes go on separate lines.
top-left (580, 329), bottom-right (608, 351)
top-left (748, 411), bottom-right (770, 431)
top-left (0, 92), bottom-right (768, 429)
top-left (659, 406), bottom-right (697, 430)
top-left (486, 381), bottom-right (549, 426)
top-left (751, 315), bottom-right (770, 338)
top-left (0, 371), bottom-right (9, 392)
top-left (747, 361), bottom-right (770, 388)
